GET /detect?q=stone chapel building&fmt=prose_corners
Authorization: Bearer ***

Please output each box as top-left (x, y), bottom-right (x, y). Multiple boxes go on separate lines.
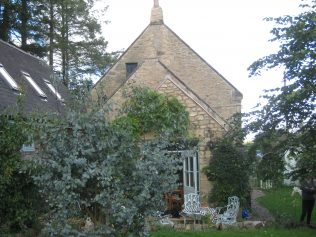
top-left (92, 0), bottom-right (242, 204)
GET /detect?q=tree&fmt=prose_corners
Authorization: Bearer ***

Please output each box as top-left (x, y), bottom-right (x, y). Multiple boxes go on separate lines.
top-left (0, 113), bottom-right (44, 233)
top-left (203, 114), bottom-right (252, 207)
top-left (44, 0), bottom-right (116, 87)
top-left (248, 0), bottom-right (316, 179)
top-left (0, 0), bottom-right (16, 42)
top-left (251, 131), bottom-right (286, 186)
top-left (0, 0), bottom-right (117, 88)
top-left (29, 98), bottom-right (183, 236)
top-left (0, 0), bottom-right (47, 56)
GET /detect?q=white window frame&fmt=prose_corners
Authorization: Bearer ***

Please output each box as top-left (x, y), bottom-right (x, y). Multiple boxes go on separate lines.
top-left (22, 71), bottom-right (47, 98)
top-left (44, 79), bottom-right (64, 101)
top-left (0, 63), bottom-right (19, 91)
top-left (183, 151), bottom-right (199, 194)
top-left (22, 142), bottom-right (35, 152)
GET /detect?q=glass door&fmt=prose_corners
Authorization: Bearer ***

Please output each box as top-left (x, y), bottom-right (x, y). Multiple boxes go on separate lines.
top-left (183, 151), bottom-right (199, 195)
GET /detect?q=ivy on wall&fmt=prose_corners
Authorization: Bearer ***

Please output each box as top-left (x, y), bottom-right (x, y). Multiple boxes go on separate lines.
top-left (0, 113), bottom-right (43, 233)
top-left (113, 87), bottom-right (190, 139)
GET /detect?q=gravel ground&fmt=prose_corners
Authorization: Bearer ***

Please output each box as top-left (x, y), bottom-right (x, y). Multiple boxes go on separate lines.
top-left (250, 189), bottom-right (275, 222)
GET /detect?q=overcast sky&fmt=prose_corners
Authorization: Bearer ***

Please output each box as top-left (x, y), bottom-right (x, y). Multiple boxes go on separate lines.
top-left (100, 0), bottom-right (303, 113)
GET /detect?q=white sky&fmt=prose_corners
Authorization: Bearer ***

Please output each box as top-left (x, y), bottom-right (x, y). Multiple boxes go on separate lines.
top-left (100, 0), bottom-right (303, 113)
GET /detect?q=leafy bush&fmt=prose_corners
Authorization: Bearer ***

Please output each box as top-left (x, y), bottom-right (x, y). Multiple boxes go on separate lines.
top-left (0, 113), bottom-right (43, 233)
top-left (120, 87), bottom-right (189, 138)
top-left (30, 107), bottom-right (181, 236)
top-left (203, 114), bottom-right (252, 207)
top-left (250, 130), bottom-right (286, 187)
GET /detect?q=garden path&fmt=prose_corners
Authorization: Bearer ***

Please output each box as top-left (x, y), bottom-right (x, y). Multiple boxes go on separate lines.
top-left (250, 189), bottom-right (275, 222)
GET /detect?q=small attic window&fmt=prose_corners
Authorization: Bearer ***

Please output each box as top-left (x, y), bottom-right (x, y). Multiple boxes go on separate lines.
top-left (126, 63), bottom-right (138, 77)
top-left (0, 63), bottom-right (19, 91)
top-left (22, 71), bottom-right (47, 99)
top-left (44, 79), bottom-right (64, 102)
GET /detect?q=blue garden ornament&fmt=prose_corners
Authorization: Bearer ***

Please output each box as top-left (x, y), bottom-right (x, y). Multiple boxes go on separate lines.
top-left (242, 208), bottom-right (250, 220)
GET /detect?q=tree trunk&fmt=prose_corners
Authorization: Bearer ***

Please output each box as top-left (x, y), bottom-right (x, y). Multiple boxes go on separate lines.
top-left (20, 0), bottom-right (28, 49)
top-left (49, 0), bottom-right (54, 67)
top-left (0, 0), bottom-right (11, 42)
top-left (61, 0), bottom-right (67, 87)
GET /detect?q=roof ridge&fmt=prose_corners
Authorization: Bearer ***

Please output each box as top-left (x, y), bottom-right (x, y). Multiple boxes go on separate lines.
top-left (0, 39), bottom-right (49, 67)
top-left (157, 60), bottom-right (229, 130)
top-left (161, 24), bottom-right (243, 97)
top-left (92, 25), bottom-right (151, 89)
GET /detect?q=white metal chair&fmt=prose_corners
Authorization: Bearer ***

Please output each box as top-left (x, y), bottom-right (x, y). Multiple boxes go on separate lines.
top-left (180, 193), bottom-right (203, 228)
top-left (211, 196), bottom-right (240, 225)
top-left (153, 211), bottom-right (174, 227)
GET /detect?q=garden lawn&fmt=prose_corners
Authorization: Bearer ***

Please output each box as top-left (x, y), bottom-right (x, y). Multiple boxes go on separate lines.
top-left (150, 228), bottom-right (315, 237)
top-left (257, 186), bottom-right (316, 224)
top-left (151, 186), bottom-right (316, 236)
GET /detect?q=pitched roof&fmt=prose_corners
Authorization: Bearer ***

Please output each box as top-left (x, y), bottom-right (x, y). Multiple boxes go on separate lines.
top-left (107, 59), bottom-right (229, 130)
top-left (0, 40), bottom-right (70, 115)
top-left (93, 3), bottom-right (242, 121)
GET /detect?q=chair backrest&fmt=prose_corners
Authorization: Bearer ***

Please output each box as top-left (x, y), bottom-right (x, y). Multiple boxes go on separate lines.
top-left (225, 196), bottom-right (239, 218)
top-left (183, 193), bottom-right (201, 213)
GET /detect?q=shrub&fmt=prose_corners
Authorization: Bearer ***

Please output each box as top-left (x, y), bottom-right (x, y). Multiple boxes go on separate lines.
top-left (30, 107), bottom-right (181, 237)
top-left (120, 87), bottom-right (190, 138)
top-left (203, 114), bottom-right (252, 207)
top-left (0, 113), bottom-right (43, 233)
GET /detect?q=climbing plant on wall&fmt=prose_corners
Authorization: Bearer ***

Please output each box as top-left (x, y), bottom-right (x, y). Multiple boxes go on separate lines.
top-left (112, 86), bottom-right (190, 139)
top-left (0, 113), bottom-right (43, 233)
top-left (203, 114), bottom-right (252, 207)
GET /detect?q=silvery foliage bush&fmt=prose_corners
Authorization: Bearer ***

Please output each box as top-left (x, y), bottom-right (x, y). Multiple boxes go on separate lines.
top-left (30, 107), bottom-right (181, 237)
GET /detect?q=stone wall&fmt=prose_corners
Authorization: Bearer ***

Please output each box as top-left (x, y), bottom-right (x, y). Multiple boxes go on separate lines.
top-left (92, 24), bottom-right (242, 121)
top-left (92, 19), bottom-right (242, 204)
top-left (157, 77), bottom-right (226, 202)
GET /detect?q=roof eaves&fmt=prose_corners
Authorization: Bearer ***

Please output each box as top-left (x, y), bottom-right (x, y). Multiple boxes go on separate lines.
top-left (93, 25), bottom-right (151, 89)
top-left (157, 60), bottom-right (229, 131)
top-left (162, 24), bottom-right (243, 98)
top-left (0, 39), bottom-right (50, 69)
top-left (104, 61), bottom-right (145, 101)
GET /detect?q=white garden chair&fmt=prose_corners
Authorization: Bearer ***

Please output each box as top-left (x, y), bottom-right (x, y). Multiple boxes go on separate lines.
top-left (153, 211), bottom-right (174, 227)
top-left (211, 196), bottom-right (240, 225)
top-left (180, 193), bottom-right (209, 228)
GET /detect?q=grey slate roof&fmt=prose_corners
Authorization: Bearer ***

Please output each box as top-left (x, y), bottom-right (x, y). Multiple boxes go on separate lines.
top-left (0, 40), bottom-right (70, 115)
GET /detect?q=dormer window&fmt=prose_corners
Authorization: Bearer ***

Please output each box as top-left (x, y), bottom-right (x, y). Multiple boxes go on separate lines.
top-left (0, 63), bottom-right (19, 91)
top-left (44, 79), bottom-right (64, 102)
top-left (22, 71), bottom-right (47, 99)
top-left (126, 63), bottom-right (138, 77)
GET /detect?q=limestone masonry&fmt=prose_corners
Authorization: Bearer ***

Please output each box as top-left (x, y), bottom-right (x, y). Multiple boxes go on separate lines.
top-left (92, 1), bottom-right (242, 202)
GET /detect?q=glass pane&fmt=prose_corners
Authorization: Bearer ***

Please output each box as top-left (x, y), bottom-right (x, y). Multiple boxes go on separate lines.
top-left (190, 157), bottom-right (194, 172)
top-left (185, 157), bottom-right (189, 172)
top-left (45, 80), bottom-right (63, 101)
top-left (126, 63), bottom-right (138, 76)
top-left (23, 72), bottom-right (47, 98)
top-left (196, 171), bottom-right (200, 192)
top-left (190, 172), bottom-right (194, 187)
top-left (186, 172), bottom-right (189, 186)
top-left (0, 65), bottom-right (19, 90)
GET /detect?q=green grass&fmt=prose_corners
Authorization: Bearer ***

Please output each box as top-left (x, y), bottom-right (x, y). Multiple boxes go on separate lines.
top-left (257, 186), bottom-right (316, 224)
top-left (150, 228), bottom-right (316, 237)
top-left (150, 186), bottom-right (316, 236)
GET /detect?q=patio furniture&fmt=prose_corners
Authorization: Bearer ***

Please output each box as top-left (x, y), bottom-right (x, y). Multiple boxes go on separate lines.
top-left (164, 189), bottom-right (183, 214)
top-left (211, 196), bottom-right (240, 225)
top-left (180, 193), bottom-right (213, 228)
top-left (154, 211), bottom-right (174, 227)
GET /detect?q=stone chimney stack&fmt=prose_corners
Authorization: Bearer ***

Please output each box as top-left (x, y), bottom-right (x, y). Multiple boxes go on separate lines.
top-left (150, 0), bottom-right (163, 24)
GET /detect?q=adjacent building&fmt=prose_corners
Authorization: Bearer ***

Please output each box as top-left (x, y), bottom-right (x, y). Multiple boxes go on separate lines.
top-left (92, 1), bottom-right (242, 204)
top-left (0, 39), bottom-right (69, 116)
top-left (0, 39), bottom-right (70, 153)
